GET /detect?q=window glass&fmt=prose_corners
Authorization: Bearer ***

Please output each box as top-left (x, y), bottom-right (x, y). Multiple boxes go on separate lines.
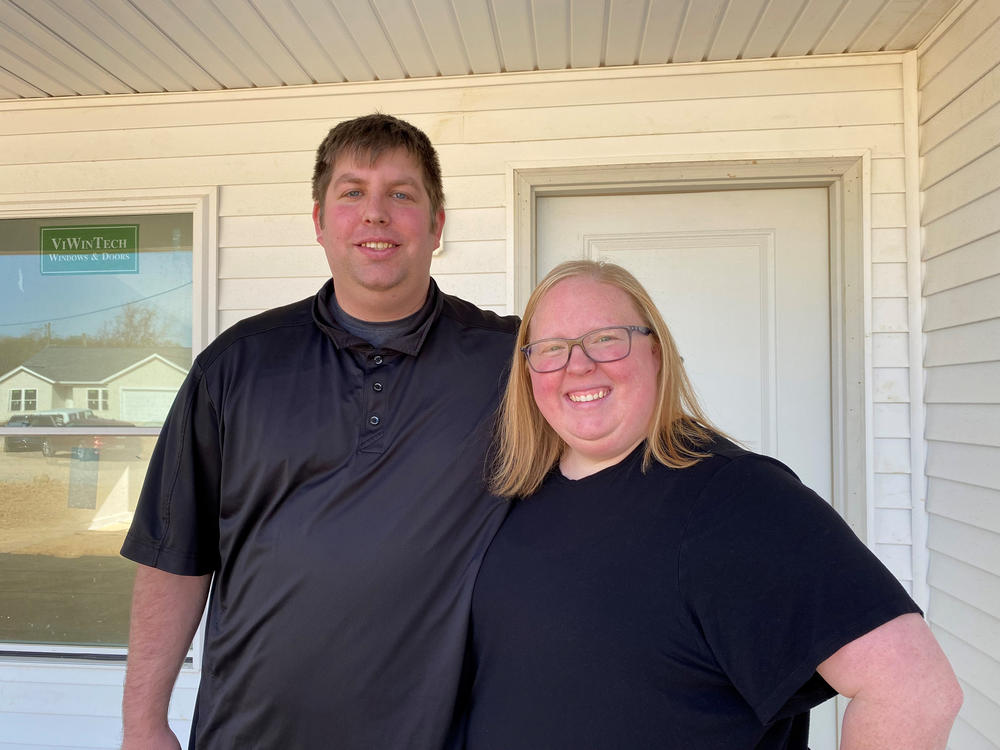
top-left (0, 213), bottom-right (192, 650)
top-left (88, 388), bottom-right (109, 411)
top-left (9, 388), bottom-right (37, 411)
top-left (0, 442), bottom-right (158, 646)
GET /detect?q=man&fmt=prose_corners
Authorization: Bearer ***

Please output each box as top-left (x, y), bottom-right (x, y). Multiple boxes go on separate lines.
top-left (120, 114), bottom-right (518, 749)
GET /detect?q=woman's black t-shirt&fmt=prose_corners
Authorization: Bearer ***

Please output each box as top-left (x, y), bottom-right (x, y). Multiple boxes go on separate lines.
top-left (464, 440), bottom-right (920, 750)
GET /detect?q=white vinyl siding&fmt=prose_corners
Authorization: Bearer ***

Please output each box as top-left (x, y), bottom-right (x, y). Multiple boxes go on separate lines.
top-left (919, 0), bottom-right (1000, 747)
top-left (0, 52), bottom-right (923, 747)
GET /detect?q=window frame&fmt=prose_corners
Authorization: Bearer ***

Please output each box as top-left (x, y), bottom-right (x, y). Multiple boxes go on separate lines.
top-left (7, 389), bottom-right (37, 411)
top-left (87, 388), bottom-right (109, 411)
top-left (0, 188), bottom-right (217, 351)
top-left (0, 187), bottom-right (217, 666)
top-left (9, 389), bottom-right (23, 411)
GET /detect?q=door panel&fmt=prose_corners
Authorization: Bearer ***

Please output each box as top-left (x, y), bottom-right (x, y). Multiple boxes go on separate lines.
top-left (537, 188), bottom-right (831, 499)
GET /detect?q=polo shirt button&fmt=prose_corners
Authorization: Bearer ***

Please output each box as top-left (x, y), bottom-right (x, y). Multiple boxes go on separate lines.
top-left (369, 415), bottom-right (380, 426)
top-left (373, 355), bottom-right (384, 365)
top-left (373, 382), bottom-right (383, 392)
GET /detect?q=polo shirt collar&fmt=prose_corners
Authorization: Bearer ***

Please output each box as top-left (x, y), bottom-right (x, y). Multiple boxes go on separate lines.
top-left (312, 278), bottom-right (444, 357)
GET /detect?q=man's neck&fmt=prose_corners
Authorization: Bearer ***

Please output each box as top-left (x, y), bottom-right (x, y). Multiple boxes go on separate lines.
top-left (335, 283), bottom-right (430, 323)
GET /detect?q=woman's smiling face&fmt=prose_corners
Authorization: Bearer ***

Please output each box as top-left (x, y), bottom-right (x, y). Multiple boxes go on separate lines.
top-left (527, 276), bottom-right (661, 479)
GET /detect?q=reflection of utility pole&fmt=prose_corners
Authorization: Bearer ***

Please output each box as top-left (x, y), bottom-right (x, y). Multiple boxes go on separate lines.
top-left (45, 321), bottom-right (51, 341)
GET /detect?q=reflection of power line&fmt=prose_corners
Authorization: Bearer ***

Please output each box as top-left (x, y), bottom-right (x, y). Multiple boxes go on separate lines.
top-left (0, 281), bottom-right (192, 327)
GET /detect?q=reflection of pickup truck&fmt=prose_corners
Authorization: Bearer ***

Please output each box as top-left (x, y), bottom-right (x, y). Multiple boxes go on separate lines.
top-left (6, 409), bottom-right (141, 460)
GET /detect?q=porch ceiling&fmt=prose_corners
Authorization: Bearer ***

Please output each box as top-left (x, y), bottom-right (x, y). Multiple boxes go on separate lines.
top-left (0, 0), bottom-right (963, 102)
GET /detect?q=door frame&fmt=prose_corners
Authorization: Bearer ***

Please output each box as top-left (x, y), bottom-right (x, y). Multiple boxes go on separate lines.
top-left (506, 152), bottom-right (872, 545)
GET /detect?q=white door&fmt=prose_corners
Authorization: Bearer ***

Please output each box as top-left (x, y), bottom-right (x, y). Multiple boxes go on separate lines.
top-left (537, 187), bottom-right (839, 748)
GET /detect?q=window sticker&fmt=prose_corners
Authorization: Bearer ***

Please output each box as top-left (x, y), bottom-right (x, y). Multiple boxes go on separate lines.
top-left (40, 225), bottom-right (139, 275)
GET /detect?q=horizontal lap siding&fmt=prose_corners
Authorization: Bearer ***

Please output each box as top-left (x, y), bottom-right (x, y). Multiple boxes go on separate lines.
top-left (0, 55), bottom-right (912, 748)
top-left (919, 0), bottom-right (1000, 746)
top-left (0, 664), bottom-right (198, 750)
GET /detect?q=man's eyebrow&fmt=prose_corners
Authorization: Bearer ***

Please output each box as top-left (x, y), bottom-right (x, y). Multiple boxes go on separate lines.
top-left (332, 173), bottom-right (420, 188)
top-left (332, 173), bottom-right (364, 186)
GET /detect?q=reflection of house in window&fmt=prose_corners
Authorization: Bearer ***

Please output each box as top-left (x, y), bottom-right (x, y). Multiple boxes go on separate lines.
top-left (0, 346), bottom-right (190, 426)
top-left (88, 388), bottom-right (110, 411)
top-left (8, 388), bottom-right (38, 411)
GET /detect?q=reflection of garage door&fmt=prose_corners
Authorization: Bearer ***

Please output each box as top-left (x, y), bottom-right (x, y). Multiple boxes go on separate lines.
top-left (121, 390), bottom-right (177, 426)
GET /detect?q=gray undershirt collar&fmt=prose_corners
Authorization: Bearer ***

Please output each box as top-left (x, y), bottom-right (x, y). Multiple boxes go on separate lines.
top-left (329, 286), bottom-right (435, 350)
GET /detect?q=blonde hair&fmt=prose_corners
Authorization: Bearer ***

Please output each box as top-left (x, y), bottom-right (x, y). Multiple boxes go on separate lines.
top-left (491, 260), bottom-right (720, 498)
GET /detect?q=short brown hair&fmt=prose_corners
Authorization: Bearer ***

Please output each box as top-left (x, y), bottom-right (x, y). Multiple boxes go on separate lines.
top-left (312, 113), bottom-right (444, 225)
top-left (491, 260), bottom-right (721, 498)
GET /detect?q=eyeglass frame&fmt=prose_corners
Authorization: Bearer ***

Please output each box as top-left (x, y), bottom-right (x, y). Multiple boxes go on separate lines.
top-left (520, 325), bottom-right (653, 373)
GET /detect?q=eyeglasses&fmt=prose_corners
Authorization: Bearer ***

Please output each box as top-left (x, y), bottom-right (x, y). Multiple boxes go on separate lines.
top-left (521, 326), bottom-right (653, 373)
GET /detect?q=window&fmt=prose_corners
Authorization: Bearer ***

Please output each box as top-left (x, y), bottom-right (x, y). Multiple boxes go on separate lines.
top-left (87, 388), bottom-right (109, 411)
top-left (0, 191), bottom-right (214, 658)
top-left (9, 389), bottom-right (36, 411)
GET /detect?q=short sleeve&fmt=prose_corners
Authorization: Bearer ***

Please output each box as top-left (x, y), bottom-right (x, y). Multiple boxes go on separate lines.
top-left (678, 455), bottom-right (921, 725)
top-left (120, 359), bottom-right (222, 575)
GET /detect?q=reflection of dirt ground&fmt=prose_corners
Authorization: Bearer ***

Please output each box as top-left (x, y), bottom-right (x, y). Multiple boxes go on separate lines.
top-left (0, 446), bottom-right (153, 555)
top-left (1, 475), bottom-right (127, 556)
top-left (0, 447), bottom-right (155, 645)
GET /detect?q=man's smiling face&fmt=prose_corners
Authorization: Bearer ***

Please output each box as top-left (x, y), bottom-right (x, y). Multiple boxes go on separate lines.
top-left (313, 147), bottom-right (445, 322)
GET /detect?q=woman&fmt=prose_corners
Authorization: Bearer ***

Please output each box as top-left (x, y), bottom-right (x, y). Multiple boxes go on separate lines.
top-left (462, 261), bottom-right (960, 749)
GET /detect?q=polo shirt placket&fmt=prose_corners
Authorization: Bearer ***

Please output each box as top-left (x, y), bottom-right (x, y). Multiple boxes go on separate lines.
top-left (360, 349), bottom-right (393, 454)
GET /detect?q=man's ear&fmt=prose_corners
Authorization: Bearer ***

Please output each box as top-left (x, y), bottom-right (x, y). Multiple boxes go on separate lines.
top-left (432, 208), bottom-right (445, 245)
top-left (312, 202), bottom-right (323, 237)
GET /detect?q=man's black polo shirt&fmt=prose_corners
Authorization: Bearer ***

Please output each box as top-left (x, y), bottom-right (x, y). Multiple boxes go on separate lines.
top-left (122, 279), bottom-right (518, 749)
